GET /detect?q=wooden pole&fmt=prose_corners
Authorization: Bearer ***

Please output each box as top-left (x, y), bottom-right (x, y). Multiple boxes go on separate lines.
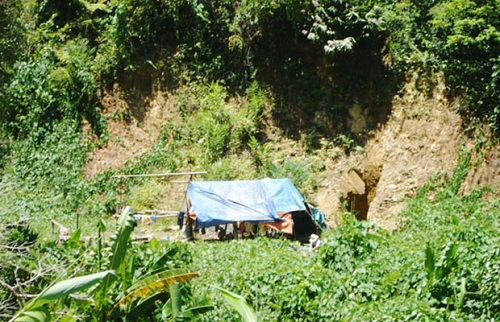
top-left (113, 171), bottom-right (207, 179)
top-left (112, 171), bottom-right (206, 235)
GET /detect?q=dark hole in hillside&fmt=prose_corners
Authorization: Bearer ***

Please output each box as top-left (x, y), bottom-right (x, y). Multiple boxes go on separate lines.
top-left (346, 190), bottom-right (369, 221)
top-left (342, 168), bottom-right (381, 221)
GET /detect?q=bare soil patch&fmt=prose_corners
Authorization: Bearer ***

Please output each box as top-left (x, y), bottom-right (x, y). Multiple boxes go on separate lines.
top-left (84, 84), bottom-right (181, 178)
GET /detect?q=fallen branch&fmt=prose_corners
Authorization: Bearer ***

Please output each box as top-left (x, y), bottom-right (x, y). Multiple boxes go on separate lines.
top-left (51, 219), bottom-right (70, 241)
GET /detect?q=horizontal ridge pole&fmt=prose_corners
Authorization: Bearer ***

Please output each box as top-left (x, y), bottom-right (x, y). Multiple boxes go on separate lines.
top-left (114, 171), bottom-right (206, 179)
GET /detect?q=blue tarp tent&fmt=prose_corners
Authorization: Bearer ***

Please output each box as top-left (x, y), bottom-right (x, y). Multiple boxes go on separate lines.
top-left (187, 178), bottom-right (306, 229)
top-left (261, 178), bottom-right (306, 213)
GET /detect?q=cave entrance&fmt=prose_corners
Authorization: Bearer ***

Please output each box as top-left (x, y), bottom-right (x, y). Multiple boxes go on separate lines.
top-left (342, 169), bottom-right (379, 221)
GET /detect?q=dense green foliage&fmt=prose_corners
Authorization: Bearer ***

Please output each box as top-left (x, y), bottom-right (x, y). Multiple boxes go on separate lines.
top-left (1, 0), bottom-right (500, 320)
top-left (0, 0), bottom-right (25, 87)
top-left (1, 0), bottom-right (496, 227)
top-left (430, 0), bottom-right (500, 129)
top-left (3, 166), bottom-right (498, 320)
top-left (1, 0), bottom-right (499, 139)
top-left (2, 208), bottom-right (201, 321)
top-left (187, 155), bottom-right (499, 321)
top-left (384, 0), bottom-right (500, 130)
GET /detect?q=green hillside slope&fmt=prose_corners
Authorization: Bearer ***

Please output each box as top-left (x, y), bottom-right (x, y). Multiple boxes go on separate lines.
top-left (0, 1), bottom-right (499, 320)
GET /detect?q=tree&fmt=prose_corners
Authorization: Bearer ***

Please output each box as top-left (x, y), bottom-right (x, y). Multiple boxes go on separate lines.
top-left (430, 0), bottom-right (500, 132)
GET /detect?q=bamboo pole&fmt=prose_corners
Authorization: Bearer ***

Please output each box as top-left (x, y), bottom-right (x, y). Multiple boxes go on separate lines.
top-left (113, 171), bottom-right (206, 179)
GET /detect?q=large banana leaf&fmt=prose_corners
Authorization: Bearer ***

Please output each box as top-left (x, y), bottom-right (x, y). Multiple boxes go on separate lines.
top-left (216, 287), bottom-right (258, 322)
top-left (15, 270), bottom-right (115, 321)
top-left (127, 268), bottom-right (196, 293)
top-left (101, 206), bottom-right (136, 293)
top-left (23, 270), bottom-right (115, 310)
top-left (111, 269), bottom-right (199, 314)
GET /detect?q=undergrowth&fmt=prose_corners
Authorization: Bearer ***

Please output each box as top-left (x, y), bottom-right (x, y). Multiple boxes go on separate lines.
top-left (187, 150), bottom-right (499, 321)
top-left (0, 80), bottom-right (328, 239)
top-left (1, 0), bottom-right (499, 319)
top-left (0, 123), bottom-right (498, 320)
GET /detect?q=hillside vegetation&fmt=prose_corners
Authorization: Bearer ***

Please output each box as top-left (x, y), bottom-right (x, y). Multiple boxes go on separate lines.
top-left (0, 0), bottom-right (499, 321)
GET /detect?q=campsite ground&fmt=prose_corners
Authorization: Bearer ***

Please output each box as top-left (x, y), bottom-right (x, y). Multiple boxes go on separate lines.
top-left (86, 78), bottom-right (500, 234)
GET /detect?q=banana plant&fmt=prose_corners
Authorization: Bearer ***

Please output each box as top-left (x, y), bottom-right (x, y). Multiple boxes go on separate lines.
top-left (424, 242), bottom-right (464, 307)
top-left (424, 242), bottom-right (459, 287)
top-left (100, 206), bottom-right (136, 296)
top-left (12, 206), bottom-right (205, 321)
top-left (13, 270), bottom-right (116, 321)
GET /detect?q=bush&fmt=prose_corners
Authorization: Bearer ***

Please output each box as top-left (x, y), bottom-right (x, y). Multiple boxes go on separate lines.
top-left (383, 0), bottom-right (500, 133)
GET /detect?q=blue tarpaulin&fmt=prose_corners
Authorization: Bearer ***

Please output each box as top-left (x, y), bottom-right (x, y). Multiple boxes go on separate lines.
top-left (187, 178), bottom-right (306, 229)
top-left (261, 178), bottom-right (306, 213)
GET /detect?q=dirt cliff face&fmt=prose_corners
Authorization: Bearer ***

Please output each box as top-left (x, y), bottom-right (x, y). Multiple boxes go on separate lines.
top-left (86, 78), bottom-right (499, 231)
top-left (84, 85), bottom-right (181, 178)
top-left (316, 78), bottom-right (499, 230)
top-left (363, 81), bottom-right (462, 230)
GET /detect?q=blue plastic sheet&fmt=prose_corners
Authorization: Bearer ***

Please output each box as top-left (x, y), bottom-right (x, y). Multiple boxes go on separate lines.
top-left (187, 178), bottom-right (306, 229)
top-left (261, 178), bottom-right (306, 213)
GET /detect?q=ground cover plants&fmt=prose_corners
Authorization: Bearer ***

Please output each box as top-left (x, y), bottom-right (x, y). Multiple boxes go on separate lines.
top-left (187, 158), bottom-right (499, 321)
top-left (2, 150), bottom-right (498, 321)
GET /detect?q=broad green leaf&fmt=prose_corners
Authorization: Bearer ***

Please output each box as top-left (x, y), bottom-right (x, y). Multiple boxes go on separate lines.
top-left (440, 243), bottom-right (459, 279)
top-left (216, 287), bottom-right (258, 322)
top-left (109, 206), bottom-right (136, 271)
top-left (27, 270), bottom-right (115, 309)
top-left (162, 298), bottom-right (173, 319)
top-left (170, 282), bottom-right (181, 320)
top-left (111, 269), bottom-right (199, 314)
top-left (14, 307), bottom-right (50, 322)
top-left (65, 228), bottom-right (81, 246)
top-left (424, 244), bottom-right (435, 282)
top-left (152, 247), bottom-right (178, 269)
top-left (101, 206), bottom-right (136, 292)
